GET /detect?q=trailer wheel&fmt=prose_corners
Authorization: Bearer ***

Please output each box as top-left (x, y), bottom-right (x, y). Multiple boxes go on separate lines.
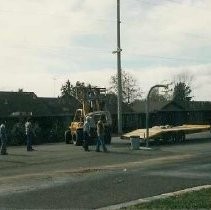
top-left (171, 133), bottom-right (176, 144)
top-left (73, 130), bottom-right (83, 146)
top-left (181, 133), bottom-right (186, 142)
top-left (72, 134), bottom-right (76, 145)
top-left (65, 130), bottom-right (72, 144)
top-left (175, 132), bottom-right (185, 143)
top-left (162, 133), bottom-right (172, 143)
top-left (153, 138), bottom-right (160, 145)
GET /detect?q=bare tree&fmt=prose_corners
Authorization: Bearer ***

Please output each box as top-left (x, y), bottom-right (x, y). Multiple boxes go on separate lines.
top-left (109, 71), bottom-right (142, 104)
top-left (173, 72), bottom-right (194, 88)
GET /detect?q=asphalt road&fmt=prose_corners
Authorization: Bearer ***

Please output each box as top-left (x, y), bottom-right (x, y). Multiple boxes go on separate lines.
top-left (0, 133), bottom-right (211, 209)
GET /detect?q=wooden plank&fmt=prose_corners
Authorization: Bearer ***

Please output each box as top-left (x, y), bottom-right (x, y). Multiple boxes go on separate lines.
top-left (121, 124), bottom-right (211, 140)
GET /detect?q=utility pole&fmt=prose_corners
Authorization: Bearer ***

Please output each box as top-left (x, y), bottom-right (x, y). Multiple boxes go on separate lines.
top-left (112, 0), bottom-right (123, 134)
top-left (117, 0), bottom-right (123, 134)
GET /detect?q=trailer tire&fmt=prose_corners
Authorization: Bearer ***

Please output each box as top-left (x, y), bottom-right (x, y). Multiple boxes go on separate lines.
top-left (162, 133), bottom-right (171, 143)
top-left (65, 130), bottom-right (72, 144)
top-left (73, 130), bottom-right (83, 146)
top-left (181, 133), bottom-right (186, 142)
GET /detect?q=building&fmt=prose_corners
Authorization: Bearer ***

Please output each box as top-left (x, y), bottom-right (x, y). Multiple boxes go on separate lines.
top-left (131, 100), bottom-right (211, 128)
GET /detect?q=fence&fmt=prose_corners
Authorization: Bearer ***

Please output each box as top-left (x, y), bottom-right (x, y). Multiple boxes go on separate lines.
top-left (0, 110), bottom-right (210, 146)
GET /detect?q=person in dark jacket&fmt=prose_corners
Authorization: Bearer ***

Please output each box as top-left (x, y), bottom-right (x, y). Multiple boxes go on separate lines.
top-left (96, 115), bottom-right (107, 152)
top-left (0, 121), bottom-right (8, 155)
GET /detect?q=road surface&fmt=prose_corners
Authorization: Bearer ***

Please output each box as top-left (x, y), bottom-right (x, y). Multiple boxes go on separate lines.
top-left (0, 133), bottom-right (211, 209)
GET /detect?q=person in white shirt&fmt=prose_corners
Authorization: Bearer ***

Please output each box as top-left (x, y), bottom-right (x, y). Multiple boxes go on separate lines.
top-left (25, 118), bottom-right (34, 151)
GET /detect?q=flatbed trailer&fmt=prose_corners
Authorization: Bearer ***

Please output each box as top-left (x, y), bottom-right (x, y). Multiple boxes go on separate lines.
top-left (121, 124), bottom-right (211, 142)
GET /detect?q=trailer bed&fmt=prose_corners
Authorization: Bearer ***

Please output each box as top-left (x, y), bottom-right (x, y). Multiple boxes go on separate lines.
top-left (121, 124), bottom-right (211, 140)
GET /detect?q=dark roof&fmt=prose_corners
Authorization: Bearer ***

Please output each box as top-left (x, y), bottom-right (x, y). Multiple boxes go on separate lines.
top-left (187, 101), bottom-right (211, 111)
top-left (39, 96), bottom-right (81, 115)
top-left (131, 100), bottom-right (211, 113)
top-left (163, 101), bottom-right (211, 112)
top-left (5, 91), bottom-right (202, 117)
top-left (0, 91), bottom-right (51, 117)
top-left (160, 101), bottom-right (186, 112)
top-left (0, 91), bottom-right (135, 117)
top-left (0, 91), bottom-right (82, 117)
top-left (131, 100), bottom-right (169, 113)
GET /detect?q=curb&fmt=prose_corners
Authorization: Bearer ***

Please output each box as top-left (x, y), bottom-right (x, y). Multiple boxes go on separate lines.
top-left (97, 185), bottom-right (211, 210)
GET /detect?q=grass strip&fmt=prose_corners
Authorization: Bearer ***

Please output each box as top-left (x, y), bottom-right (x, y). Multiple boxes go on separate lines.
top-left (123, 188), bottom-right (211, 209)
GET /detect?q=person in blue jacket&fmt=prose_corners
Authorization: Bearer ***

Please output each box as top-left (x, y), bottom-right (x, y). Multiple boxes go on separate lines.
top-left (83, 116), bottom-right (91, 151)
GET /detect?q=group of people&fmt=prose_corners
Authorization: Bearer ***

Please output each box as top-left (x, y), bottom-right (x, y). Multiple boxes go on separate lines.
top-left (0, 115), bottom-right (109, 155)
top-left (83, 115), bottom-right (108, 152)
top-left (0, 118), bottom-right (34, 155)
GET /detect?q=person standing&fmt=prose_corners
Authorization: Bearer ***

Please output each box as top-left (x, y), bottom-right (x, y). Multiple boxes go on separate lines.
top-left (83, 116), bottom-right (91, 151)
top-left (89, 116), bottom-right (96, 138)
top-left (0, 121), bottom-right (8, 155)
top-left (25, 118), bottom-right (34, 151)
top-left (96, 115), bottom-right (107, 152)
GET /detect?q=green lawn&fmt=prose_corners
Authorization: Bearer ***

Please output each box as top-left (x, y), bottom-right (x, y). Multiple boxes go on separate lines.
top-left (123, 188), bottom-right (211, 209)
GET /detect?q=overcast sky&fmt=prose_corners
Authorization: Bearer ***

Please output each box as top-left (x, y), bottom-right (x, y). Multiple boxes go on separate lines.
top-left (0, 0), bottom-right (211, 100)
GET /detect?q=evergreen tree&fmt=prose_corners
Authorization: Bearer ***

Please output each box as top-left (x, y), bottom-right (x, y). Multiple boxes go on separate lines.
top-left (173, 82), bottom-right (192, 102)
top-left (60, 80), bottom-right (76, 98)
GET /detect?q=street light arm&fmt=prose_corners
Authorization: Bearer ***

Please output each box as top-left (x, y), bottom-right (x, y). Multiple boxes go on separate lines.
top-left (147, 84), bottom-right (168, 100)
top-left (145, 84), bottom-right (168, 147)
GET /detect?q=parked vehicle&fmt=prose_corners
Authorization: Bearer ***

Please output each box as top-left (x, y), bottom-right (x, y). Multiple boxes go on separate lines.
top-left (65, 86), bottom-right (112, 145)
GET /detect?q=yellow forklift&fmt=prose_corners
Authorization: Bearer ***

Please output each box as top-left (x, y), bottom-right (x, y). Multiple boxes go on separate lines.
top-left (65, 86), bottom-right (112, 145)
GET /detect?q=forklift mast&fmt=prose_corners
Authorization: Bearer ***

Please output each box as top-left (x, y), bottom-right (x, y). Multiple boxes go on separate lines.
top-left (75, 86), bottom-right (107, 116)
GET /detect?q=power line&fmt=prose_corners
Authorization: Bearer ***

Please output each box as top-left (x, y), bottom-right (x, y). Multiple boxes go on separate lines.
top-left (132, 0), bottom-right (204, 8)
top-left (157, 0), bottom-right (183, 4)
top-left (125, 52), bottom-right (211, 63)
top-left (0, 9), bottom-right (116, 23)
top-left (1, 43), bottom-right (211, 63)
top-left (133, 0), bottom-right (181, 6)
top-left (1, 44), bottom-right (113, 55)
top-left (135, 0), bottom-right (186, 5)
